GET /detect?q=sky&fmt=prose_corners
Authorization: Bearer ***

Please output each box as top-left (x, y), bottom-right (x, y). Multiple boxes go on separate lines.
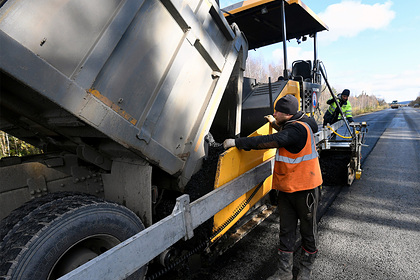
top-left (220, 0), bottom-right (420, 103)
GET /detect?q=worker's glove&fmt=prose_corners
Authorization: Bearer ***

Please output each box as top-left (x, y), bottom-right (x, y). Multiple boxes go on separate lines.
top-left (223, 139), bottom-right (236, 149)
top-left (264, 115), bottom-right (276, 124)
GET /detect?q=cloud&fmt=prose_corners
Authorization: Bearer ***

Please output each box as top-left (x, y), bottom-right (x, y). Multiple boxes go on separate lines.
top-left (330, 65), bottom-right (420, 102)
top-left (318, 1), bottom-right (395, 43)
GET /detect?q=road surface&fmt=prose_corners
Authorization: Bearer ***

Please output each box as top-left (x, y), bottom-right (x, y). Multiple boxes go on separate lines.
top-left (313, 107), bottom-right (420, 279)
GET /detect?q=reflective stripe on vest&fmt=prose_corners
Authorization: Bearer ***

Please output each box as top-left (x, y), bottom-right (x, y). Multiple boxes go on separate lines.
top-left (272, 120), bottom-right (322, 193)
top-left (275, 122), bottom-right (319, 164)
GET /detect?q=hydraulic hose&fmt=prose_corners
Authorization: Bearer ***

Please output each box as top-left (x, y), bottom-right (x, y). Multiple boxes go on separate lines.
top-left (327, 125), bottom-right (352, 139)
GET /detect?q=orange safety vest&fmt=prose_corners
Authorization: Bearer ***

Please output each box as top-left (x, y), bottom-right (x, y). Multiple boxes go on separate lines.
top-left (272, 121), bottom-right (322, 193)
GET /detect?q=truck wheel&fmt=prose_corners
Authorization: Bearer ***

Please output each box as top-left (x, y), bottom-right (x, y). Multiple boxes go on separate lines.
top-left (0, 193), bottom-right (147, 280)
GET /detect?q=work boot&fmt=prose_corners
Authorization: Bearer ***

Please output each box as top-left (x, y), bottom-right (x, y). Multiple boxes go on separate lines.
top-left (296, 248), bottom-right (317, 280)
top-left (267, 250), bottom-right (293, 280)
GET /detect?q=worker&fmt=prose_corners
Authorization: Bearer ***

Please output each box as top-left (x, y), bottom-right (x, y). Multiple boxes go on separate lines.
top-left (323, 89), bottom-right (354, 126)
top-left (223, 94), bottom-right (322, 280)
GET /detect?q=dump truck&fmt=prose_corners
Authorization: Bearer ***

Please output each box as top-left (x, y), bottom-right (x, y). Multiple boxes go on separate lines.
top-left (0, 0), bottom-right (367, 279)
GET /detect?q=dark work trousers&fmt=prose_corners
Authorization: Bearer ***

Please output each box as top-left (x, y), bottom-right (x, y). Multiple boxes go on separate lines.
top-left (277, 186), bottom-right (320, 253)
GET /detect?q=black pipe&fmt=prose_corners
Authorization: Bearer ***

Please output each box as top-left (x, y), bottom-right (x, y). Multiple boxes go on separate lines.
top-left (313, 33), bottom-right (318, 67)
top-left (268, 77), bottom-right (274, 113)
top-left (280, 0), bottom-right (288, 78)
top-left (312, 33), bottom-right (318, 83)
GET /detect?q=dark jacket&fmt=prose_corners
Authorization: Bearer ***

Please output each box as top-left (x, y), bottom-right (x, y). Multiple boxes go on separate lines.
top-left (235, 112), bottom-right (318, 154)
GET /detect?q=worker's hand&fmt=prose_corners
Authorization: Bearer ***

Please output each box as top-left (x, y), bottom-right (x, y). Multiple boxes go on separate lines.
top-left (223, 139), bottom-right (235, 149)
top-left (264, 115), bottom-right (276, 124)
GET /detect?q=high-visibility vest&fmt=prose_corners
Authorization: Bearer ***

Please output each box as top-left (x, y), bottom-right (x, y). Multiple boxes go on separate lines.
top-left (327, 98), bottom-right (353, 120)
top-left (272, 121), bottom-right (322, 193)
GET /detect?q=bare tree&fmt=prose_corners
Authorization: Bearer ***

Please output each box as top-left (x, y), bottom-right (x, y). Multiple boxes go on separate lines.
top-left (0, 131), bottom-right (10, 157)
top-left (244, 55), bottom-right (284, 83)
top-left (0, 131), bottom-right (42, 158)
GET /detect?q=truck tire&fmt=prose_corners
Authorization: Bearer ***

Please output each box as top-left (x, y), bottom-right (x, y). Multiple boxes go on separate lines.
top-left (0, 192), bottom-right (76, 243)
top-left (0, 193), bottom-right (146, 280)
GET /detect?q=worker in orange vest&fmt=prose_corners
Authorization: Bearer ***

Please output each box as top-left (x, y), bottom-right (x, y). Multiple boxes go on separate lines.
top-left (224, 94), bottom-right (322, 280)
